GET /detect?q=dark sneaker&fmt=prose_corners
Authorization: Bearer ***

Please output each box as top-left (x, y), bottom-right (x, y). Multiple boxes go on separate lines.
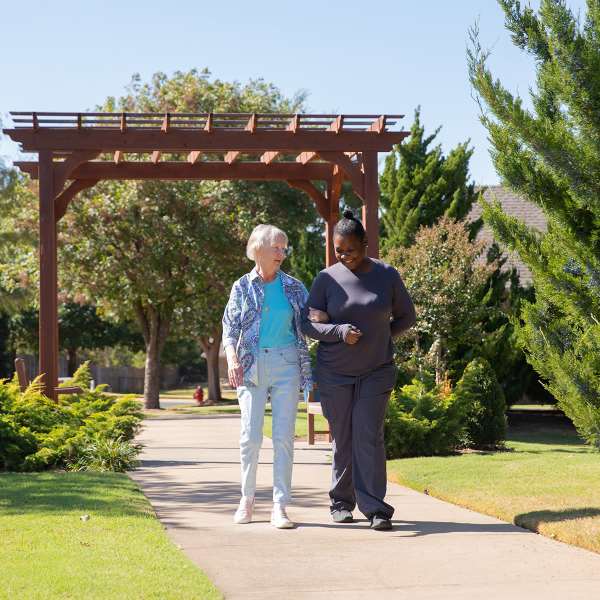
top-left (370, 514), bottom-right (393, 531)
top-left (331, 509), bottom-right (354, 523)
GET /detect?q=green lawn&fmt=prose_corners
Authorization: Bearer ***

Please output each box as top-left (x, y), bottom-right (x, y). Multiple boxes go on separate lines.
top-left (387, 425), bottom-right (600, 554)
top-left (0, 472), bottom-right (221, 600)
top-left (144, 399), bottom-right (329, 440)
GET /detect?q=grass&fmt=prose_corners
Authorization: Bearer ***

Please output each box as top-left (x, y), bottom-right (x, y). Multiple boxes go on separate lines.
top-left (508, 403), bottom-right (560, 411)
top-left (387, 425), bottom-right (600, 554)
top-left (154, 386), bottom-right (214, 399)
top-left (0, 472), bottom-right (221, 600)
top-left (144, 398), bottom-right (330, 441)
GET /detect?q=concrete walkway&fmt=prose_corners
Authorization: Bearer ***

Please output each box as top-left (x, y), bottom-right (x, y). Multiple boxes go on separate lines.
top-left (129, 414), bottom-right (600, 600)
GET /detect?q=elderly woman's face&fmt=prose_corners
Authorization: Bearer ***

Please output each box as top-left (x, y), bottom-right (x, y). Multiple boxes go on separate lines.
top-left (256, 236), bottom-right (288, 271)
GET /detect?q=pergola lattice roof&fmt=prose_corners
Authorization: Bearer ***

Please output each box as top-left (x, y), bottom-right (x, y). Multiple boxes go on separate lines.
top-left (8, 112), bottom-right (407, 183)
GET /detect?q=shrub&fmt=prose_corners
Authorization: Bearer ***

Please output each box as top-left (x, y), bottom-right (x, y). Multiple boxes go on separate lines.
top-left (0, 414), bottom-right (38, 470)
top-left (453, 357), bottom-right (506, 449)
top-left (70, 436), bottom-right (141, 472)
top-left (385, 377), bottom-right (465, 458)
top-left (0, 362), bottom-right (143, 472)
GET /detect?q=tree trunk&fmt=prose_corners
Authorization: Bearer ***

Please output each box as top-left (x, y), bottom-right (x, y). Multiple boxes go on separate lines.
top-left (426, 334), bottom-right (445, 385)
top-left (144, 332), bottom-right (161, 409)
top-left (67, 347), bottom-right (77, 377)
top-left (434, 335), bottom-right (445, 385)
top-left (135, 303), bottom-right (171, 410)
top-left (199, 326), bottom-right (222, 405)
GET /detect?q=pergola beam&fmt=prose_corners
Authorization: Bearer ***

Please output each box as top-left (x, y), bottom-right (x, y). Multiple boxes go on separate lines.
top-left (260, 115), bottom-right (301, 164)
top-left (15, 161), bottom-right (334, 182)
top-left (53, 150), bottom-right (100, 196)
top-left (286, 180), bottom-right (329, 220)
top-left (260, 151), bottom-right (279, 164)
top-left (318, 150), bottom-right (365, 200)
top-left (296, 151), bottom-right (317, 165)
top-left (55, 179), bottom-right (99, 220)
top-left (4, 129), bottom-right (409, 153)
top-left (187, 150), bottom-right (202, 164)
top-left (224, 151), bottom-right (241, 164)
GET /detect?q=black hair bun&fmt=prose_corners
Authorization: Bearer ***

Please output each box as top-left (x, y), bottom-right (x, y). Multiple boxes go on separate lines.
top-left (334, 208), bottom-right (366, 241)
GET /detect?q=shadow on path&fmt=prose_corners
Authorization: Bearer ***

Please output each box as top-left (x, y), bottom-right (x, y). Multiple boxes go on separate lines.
top-left (515, 507), bottom-right (600, 531)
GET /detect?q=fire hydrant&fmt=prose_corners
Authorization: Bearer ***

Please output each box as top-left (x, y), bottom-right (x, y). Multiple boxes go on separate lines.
top-left (193, 386), bottom-right (204, 406)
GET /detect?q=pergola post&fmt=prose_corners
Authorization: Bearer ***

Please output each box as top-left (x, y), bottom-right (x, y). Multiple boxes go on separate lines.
top-left (38, 150), bottom-right (59, 401)
top-left (362, 151), bottom-right (380, 259)
top-left (325, 172), bottom-right (342, 267)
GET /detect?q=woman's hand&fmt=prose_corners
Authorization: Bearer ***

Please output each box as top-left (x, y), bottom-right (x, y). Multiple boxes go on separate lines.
top-left (228, 359), bottom-right (244, 388)
top-left (225, 345), bottom-right (244, 388)
top-left (344, 326), bottom-right (363, 345)
top-left (309, 307), bottom-right (330, 323)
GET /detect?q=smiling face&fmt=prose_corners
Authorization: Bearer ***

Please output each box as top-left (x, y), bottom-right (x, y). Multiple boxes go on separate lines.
top-left (334, 233), bottom-right (367, 271)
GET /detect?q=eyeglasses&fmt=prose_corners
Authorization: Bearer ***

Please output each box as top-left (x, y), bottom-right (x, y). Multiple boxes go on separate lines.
top-left (271, 246), bottom-right (293, 257)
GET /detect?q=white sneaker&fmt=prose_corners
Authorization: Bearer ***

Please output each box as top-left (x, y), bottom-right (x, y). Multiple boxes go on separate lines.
top-left (270, 503), bottom-right (294, 529)
top-left (233, 496), bottom-right (254, 524)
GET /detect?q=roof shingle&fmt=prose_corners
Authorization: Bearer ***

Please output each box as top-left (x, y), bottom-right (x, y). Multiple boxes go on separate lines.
top-left (468, 186), bottom-right (547, 285)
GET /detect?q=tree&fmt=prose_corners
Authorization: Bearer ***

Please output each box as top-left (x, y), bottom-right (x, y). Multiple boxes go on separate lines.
top-left (386, 217), bottom-right (495, 385)
top-left (286, 227), bottom-right (325, 287)
top-left (10, 303), bottom-right (140, 376)
top-left (0, 162), bottom-right (37, 378)
top-left (62, 69), bottom-right (315, 408)
top-left (469, 0), bottom-right (600, 447)
top-left (473, 243), bottom-right (542, 406)
top-left (62, 178), bottom-right (240, 408)
top-left (380, 107), bottom-right (481, 252)
top-left (454, 357), bottom-right (507, 448)
top-left (0, 164), bottom-right (37, 315)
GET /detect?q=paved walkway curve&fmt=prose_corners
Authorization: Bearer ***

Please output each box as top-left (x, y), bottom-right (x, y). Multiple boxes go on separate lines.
top-left (129, 414), bottom-right (600, 600)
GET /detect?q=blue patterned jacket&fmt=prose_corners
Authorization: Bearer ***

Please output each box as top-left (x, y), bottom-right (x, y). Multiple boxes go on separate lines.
top-left (222, 268), bottom-right (313, 391)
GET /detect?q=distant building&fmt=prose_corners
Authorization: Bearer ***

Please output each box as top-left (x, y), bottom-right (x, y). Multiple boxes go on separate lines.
top-left (469, 185), bottom-right (548, 286)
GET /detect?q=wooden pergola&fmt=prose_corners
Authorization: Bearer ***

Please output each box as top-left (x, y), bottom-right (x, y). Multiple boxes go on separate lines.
top-left (4, 111), bottom-right (409, 400)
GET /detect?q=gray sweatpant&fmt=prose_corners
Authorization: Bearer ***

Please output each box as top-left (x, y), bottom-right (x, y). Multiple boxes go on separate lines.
top-left (317, 362), bottom-right (396, 520)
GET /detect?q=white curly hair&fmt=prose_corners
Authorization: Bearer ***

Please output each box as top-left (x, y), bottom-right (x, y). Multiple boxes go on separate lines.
top-left (246, 224), bottom-right (288, 261)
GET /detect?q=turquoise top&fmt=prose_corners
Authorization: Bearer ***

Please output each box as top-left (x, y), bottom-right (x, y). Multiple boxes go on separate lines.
top-left (258, 273), bottom-right (296, 348)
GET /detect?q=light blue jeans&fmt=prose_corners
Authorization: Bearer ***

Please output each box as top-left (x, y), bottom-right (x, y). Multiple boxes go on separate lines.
top-left (237, 345), bottom-right (301, 505)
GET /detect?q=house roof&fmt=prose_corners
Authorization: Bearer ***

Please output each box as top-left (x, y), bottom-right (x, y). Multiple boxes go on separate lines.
top-left (469, 185), bottom-right (548, 285)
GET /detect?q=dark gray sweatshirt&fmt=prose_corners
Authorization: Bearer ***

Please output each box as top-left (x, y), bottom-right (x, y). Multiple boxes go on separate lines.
top-left (301, 259), bottom-right (416, 376)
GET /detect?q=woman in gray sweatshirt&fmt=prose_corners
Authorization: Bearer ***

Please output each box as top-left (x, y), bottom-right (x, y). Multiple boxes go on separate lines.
top-left (302, 210), bottom-right (416, 531)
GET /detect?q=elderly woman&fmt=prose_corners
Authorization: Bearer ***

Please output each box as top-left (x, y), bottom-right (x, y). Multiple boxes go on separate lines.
top-left (222, 224), bottom-right (312, 529)
top-left (302, 210), bottom-right (416, 531)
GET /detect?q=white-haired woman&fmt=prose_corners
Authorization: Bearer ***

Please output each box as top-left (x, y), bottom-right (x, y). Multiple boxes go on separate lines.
top-left (222, 224), bottom-right (312, 528)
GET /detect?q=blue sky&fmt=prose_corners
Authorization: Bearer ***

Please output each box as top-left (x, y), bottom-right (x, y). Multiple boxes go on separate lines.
top-left (0, 0), bottom-right (587, 183)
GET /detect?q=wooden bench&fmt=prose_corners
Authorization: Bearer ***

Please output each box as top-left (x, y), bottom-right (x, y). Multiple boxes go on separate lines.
top-left (14, 358), bottom-right (83, 396)
top-left (306, 383), bottom-right (331, 445)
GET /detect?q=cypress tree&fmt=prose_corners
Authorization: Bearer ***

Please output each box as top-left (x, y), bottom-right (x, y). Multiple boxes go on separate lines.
top-left (380, 107), bottom-right (481, 252)
top-left (454, 357), bottom-right (507, 449)
top-left (469, 0), bottom-right (600, 447)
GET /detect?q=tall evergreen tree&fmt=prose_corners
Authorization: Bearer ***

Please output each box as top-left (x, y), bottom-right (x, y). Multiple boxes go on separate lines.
top-left (380, 107), bottom-right (481, 252)
top-left (469, 0), bottom-right (600, 447)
